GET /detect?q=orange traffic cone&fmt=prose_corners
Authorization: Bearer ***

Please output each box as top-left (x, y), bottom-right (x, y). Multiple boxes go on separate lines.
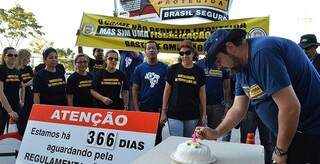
top-left (246, 132), bottom-right (255, 144)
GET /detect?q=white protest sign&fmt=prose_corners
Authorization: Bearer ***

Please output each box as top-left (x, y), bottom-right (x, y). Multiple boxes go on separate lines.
top-left (16, 104), bottom-right (159, 164)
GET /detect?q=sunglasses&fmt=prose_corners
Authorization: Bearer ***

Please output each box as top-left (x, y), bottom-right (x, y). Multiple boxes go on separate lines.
top-left (179, 51), bottom-right (192, 56)
top-left (6, 53), bottom-right (18, 58)
top-left (107, 57), bottom-right (118, 61)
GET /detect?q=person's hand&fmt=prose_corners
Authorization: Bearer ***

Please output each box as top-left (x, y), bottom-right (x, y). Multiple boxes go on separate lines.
top-left (8, 111), bottom-right (19, 121)
top-left (195, 126), bottom-right (220, 140)
top-left (272, 153), bottom-right (287, 164)
top-left (159, 111), bottom-right (167, 126)
top-left (102, 97), bottom-right (113, 105)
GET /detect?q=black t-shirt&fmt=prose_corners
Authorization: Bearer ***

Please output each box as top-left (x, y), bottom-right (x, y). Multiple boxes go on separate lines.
top-left (35, 63), bottom-right (65, 74)
top-left (88, 58), bottom-right (105, 73)
top-left (20, 66), bottom-right (33, 84)
top-left (93, 70), bottom-right (129, 109)
top-left (67, 72), bottom-right (94, 107)
top-left (20, 66), bottom-right (34, 106)
top-left (0, 65), bottom-right (22, 111)
top-left (33, 69), bottom-right (67, 106)
top-left (166, 63), bottom-right (206, 120)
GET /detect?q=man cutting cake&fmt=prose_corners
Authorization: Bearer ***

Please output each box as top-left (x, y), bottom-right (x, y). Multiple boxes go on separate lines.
top-left (195, 29), bottom-right (320, 164)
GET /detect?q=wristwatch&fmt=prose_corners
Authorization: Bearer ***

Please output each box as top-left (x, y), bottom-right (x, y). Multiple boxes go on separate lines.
top-left (274, 146), bottom-right (288, 156)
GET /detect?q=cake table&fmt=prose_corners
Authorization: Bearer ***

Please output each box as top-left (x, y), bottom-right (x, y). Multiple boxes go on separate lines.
top-left (132, 136), bottom-right (264, 164)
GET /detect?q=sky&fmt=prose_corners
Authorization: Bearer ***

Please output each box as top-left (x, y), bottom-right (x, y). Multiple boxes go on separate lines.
top-left (0, 0), bottom-right (319, 55)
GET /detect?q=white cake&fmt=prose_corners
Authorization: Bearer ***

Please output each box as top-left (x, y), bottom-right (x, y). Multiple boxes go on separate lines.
top-left (171, 140), bottom-right (216, 164)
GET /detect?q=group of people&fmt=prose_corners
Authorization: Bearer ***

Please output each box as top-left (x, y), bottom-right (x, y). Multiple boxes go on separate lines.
top-left (1, 30), bottom-right (320, 164)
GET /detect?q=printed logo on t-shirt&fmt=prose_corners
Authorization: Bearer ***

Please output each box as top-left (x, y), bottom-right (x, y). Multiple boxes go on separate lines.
top-left (93, 64), bottom-right (104, 70)
top-left (208, 69), bottom-right (223, 77)
top-left (125, 57), bottom-right (132, 68)
top-left (175, 74), bottom-right (197, 84)
top-left (21, 73), bottom-right (32, 81)
top-left (48, 78), bottom-right (65, 87)
top-left (145, 72), bottom-right (160, 88)
top-left (5, 75), bottom-right (20, 82)
top-left (242, 84), bottom-right (265, 100)
top-left (101, 78), bottom-right (121, 85)
top-left (78, 80), bottom-right (92, 88)
top-left (249, 84), bottom-right (265, 99)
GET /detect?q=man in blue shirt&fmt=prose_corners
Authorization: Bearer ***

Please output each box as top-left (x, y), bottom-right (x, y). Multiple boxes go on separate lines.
top-left (195, 29), bottom-right (320, 164)
top-left (119, 50), bottom-right (144, 110)
top-left (299, 34), bottom-right (320, 74)
top-left (132, 40), bottom-right (167, 145)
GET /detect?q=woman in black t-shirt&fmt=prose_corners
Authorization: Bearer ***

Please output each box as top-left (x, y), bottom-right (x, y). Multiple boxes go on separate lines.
top-left (161, 40), bottom-right (207, 137)
top-left (15, 49), bottom-right (33, 136)
top-left (91, 50), bottom-right (129, 110)
top-left (33, 47), bottom-right (67, 106)
top-left (67, 54), bottom-right (94, 107)
top-left (0, 47), bottom-right (25, 135)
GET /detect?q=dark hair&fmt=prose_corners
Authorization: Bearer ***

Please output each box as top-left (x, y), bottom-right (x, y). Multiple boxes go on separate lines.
top-left (145, 40), bottom-right (160, 51)
top-left (219, 34), bottom-right (244, 54)
top-left (105, 50), bottom-right (119, 58)
top-left (93, 48), bottom-right (103, 54)
top-left (178, 40), bottom-right (199, 61)
top-left (1, 47), bottom-right (15, 65)
top-left (42, 47), bottom-right (57, 60)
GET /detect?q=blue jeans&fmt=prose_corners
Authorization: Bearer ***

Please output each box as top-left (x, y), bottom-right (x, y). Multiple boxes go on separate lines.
top-left (168, 118), bottom-right (199, 137)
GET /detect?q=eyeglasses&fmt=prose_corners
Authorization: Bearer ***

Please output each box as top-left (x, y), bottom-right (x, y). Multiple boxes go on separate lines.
top-left (6, 53), bottom-right (18, 58)
top-left (107, 57), bottom-right (118, 61)
top-left (76, 61), bottom-right (88, 64)
top-left (179, 50), bottom-right (192, 56)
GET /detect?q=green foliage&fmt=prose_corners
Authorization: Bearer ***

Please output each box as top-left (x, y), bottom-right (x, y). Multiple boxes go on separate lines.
top-left (0, 4), bottom-right (44, 48)
top-left (29, 36), bottom-right (54, 55)
top-left (56, 48), bottom-right (75, 72)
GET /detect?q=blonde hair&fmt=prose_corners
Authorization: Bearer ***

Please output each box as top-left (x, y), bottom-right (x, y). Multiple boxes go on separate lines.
top-left (15, 49), bottom-right (31, 69)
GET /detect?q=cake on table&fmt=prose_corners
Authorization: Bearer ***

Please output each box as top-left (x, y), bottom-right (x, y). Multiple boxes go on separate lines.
top-left (171, 134), bottom-right (216, 164)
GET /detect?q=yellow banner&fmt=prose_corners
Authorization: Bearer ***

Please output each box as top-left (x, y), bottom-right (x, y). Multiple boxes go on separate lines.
top-left (76, 13), bottom-right (269, 54)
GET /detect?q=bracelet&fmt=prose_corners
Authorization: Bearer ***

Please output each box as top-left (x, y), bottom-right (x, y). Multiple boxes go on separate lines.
top-left (274, 146), bottom-right (288, 156)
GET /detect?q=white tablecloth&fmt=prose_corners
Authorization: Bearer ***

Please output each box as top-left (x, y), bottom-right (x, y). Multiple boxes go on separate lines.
top-left (132, 136), bottom-right (264, 164)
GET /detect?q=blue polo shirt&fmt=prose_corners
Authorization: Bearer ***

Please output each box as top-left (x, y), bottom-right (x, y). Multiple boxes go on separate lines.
top-left (196, 58), bottom-right (229, 105)
top-left (119, 51), bottom-right (144, 85)
top-left (235, 37), bottom-right (320, 136)
top-left (132, 62), bottom-right (167, 112)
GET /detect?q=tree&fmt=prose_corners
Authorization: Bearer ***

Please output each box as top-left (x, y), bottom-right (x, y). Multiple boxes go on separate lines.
top-left (56, 48), bottom-right (75, 72)
top-left (0, 4), bottom-right (44, 48)
top-left (29, 36), bottom-right (54, 55)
